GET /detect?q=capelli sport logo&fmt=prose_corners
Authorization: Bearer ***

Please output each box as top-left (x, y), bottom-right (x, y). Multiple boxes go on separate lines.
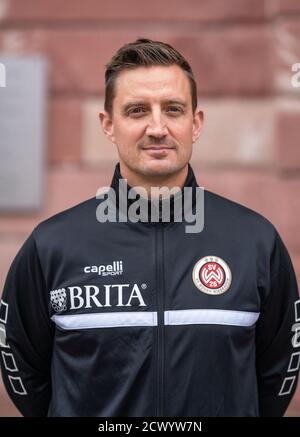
top-left (192, 256), bottom-right (232, 295)
top-left (84, 261), bottom-right (123, 276)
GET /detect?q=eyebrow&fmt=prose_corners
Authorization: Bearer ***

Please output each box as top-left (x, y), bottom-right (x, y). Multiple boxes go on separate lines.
top-left (122, 99), bottom-right (188, 113)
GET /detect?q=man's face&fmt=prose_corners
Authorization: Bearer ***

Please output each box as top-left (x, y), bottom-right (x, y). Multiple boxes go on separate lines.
top-left (100, 65), bottom-right (203, 180)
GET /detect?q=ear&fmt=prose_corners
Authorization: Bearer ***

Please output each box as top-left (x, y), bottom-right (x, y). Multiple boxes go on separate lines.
top-left (192, 108), bottom-right (204, 143)
top-left (99, 111), bottom-right (116, 144)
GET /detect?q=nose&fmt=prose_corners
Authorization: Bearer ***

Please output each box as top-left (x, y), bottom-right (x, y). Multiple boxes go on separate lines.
top-left (145, 110), bottom-right (168, 138)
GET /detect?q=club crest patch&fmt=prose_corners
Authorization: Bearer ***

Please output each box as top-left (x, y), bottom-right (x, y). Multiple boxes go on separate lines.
top-left (192, 256), bottom-right (232, 295)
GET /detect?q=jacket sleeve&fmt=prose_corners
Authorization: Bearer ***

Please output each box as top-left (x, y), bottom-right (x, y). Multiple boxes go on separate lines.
top-left (0, 231), bottom-right (54, 416)
top-left (256, 230), bottom-right (300, 417)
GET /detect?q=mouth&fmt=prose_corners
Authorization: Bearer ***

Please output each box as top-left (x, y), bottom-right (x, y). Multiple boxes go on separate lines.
top-left (141, 146), bottom-right (175, 157)
top-left (142, 146), bottom-right (175, 151)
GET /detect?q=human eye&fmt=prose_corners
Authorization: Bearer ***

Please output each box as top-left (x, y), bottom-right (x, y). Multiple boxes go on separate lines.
top-left (167, 106), bottom-right (184, 115)
top-left (127, 107), bottom-right (147, 116)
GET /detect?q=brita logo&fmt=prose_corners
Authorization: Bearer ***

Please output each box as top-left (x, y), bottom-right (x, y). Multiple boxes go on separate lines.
top-left (50, 283), bottom-right (146, 312)
top-left (84, 261), bottom-right (123, 276)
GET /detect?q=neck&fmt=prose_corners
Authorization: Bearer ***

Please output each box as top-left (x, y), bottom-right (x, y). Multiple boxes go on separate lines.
top-left (119, 163), bottom-right (189, 198)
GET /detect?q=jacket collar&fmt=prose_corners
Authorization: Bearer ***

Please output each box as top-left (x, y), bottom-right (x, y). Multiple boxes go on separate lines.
top-left (109, 162), bottom-right (199, 224)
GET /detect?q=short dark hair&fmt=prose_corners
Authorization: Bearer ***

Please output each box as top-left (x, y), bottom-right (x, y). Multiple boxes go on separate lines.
top-left (104, 38), bottom-right (197, 116)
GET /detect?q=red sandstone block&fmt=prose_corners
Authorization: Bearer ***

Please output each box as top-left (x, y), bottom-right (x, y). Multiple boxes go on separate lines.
top-left (1, 0), bottom-right (266, 23)
top-left (48, 97), bottom-right (82, 165)
top-left (275, 178), bottom-right (300, 253)
top-left (278, 0), bottom-right (300, 14)
top-left (0, 29), bottom-right (127, 93)
top-left (46, 165), bottom-right (114, 211)
top-left (196, 167), bottom-right (278, 219)
top-left (195, 167), bottom-right (300, 252)
top-left (274, 20), bottom-right (300, 93)
top-left (276, 107), bottom-right (300, 170)
top-left (0, 27), bottom-right (272, 95)
top-left (1, 165), bottom-right (299, 254)
top-left (173, 26), bottom-right (273, 96)
top-left (0, 238), bottom-right (26, 291)
top-left (192, 98), bottom-right (275, 167)
top-left (0, 166), bottom-right (115, 237)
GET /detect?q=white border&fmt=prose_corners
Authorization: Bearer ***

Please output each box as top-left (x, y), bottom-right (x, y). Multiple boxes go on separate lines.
top-left (292, 324), bottom-right (300, 348)
top-left (295, 299), bottom-right (300, 322)
top-left (52, 311), bottom-right (158, 330)
top-left (1, 351), bottom-right (18, 372)
top-left (0, 324), bottom-right (9, 348)
top-left (0, 299), bottom-right (8, 324)
top-left (8, 376), bottom-right (27, 395)
top-left (164, 309), bottom-right (260, 327)
top-left (287, 351), bottom-right (300, 372)
top-left (279, 376), bottom-right (296, 396)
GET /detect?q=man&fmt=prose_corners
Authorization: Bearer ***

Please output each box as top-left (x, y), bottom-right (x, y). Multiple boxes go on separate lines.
top-left (0, 38), bottom-right (299, 417)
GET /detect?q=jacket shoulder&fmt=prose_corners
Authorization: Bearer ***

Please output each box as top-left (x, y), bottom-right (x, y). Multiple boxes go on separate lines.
top-left (204, 189), bottom-right (278, 242)
top-left (32, 196), bottom-right (98, 242)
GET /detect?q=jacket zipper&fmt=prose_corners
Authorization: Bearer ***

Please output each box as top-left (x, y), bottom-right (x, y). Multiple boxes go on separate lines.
top-left (155, 223), bottom-right (165, 417)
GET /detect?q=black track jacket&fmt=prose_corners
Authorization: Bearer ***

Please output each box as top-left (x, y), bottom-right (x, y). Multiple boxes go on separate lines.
top-left (0, 163), bottom-right (299, 417)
